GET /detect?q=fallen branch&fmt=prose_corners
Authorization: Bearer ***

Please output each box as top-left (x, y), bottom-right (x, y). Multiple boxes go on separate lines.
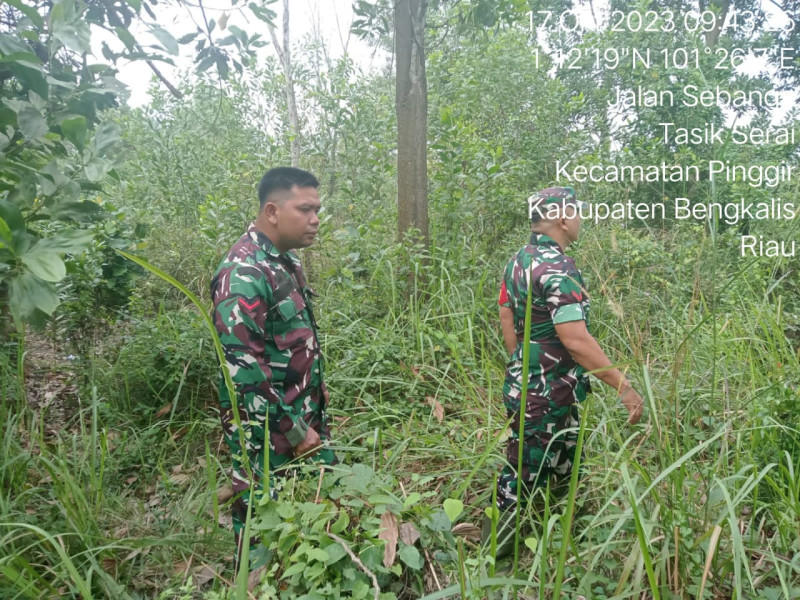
top-left (327, 533), bottom-right (379, 600)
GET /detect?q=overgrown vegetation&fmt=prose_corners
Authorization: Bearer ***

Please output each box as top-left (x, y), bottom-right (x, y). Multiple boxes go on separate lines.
top-left (2, 0), bottom-right (799, 598)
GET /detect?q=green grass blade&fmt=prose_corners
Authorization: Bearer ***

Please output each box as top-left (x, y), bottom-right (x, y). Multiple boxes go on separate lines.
top-left (621, 464), bottom-right (661, 600)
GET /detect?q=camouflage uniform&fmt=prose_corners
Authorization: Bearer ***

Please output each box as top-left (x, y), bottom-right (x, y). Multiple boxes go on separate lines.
top-left (211, 223), bottom-right (336, 560)
top-left (496, 188), bottom-right (590, 509)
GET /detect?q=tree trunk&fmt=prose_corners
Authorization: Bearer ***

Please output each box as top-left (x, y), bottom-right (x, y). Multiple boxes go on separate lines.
top-left (395, 0), bottom-right (428, 247)
top-left (703, 0), bottom-right (730, 47)
top-left (270, 0), bottom-right (300, 167)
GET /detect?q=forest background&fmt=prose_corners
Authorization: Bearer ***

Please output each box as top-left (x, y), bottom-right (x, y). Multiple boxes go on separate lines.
top-left (1, 0), bottom-right (799, 598)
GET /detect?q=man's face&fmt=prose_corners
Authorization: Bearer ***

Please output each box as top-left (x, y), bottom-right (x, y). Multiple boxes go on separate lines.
top-left (266, 185), bottom-right (321, 252)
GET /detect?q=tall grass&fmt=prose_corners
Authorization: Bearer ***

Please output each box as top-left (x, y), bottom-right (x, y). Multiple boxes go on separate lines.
top-left (1, 216), bottom-right (798, 598)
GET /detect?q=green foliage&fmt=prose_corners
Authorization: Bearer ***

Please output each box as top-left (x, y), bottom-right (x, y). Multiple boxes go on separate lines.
top-left (55, 206), bottom-right (145, 345)
top-left (246, 463), bottom-right (458, 599)
top-left (0, 0), bottom-right (281, 330)
top-left (1, 2), bottom-right (799, 598)
top-left (0, 0), bottom-right (126, 327)
top-left (95, 305), bottom-right (216, 413)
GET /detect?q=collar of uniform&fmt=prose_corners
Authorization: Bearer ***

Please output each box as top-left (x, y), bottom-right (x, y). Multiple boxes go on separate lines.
top-left (529, 232), bottom-right (563, 252)
top-left (247, 222), bottom-right (283, 260)
top-left (246, 222), bottom-right (305, 273)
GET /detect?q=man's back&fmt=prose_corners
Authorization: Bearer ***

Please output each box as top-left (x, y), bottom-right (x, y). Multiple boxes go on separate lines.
top-left (500, 232), bottom-right (590, 408)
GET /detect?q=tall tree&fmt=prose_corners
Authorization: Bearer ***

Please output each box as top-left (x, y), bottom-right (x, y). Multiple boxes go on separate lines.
top-left (395, 0), bottom-right (428, 246)
top-left (269, 0), bottom-right (300, 167)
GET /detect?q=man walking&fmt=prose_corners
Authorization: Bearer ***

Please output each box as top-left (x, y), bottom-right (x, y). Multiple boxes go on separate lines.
top-left (211, 167), bottom-right (336, 572)
top-left (495, 186), bottom-right (643, 513)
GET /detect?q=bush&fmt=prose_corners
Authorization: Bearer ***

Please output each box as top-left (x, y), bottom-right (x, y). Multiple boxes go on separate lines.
top-left (247, 463), bottom-right (460, 600)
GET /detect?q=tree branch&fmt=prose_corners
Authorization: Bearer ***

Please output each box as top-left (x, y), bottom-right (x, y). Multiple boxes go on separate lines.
top-left (327, 534), bottom-right (379, 600)
top-left (145, 59), bottom-right (183, 99)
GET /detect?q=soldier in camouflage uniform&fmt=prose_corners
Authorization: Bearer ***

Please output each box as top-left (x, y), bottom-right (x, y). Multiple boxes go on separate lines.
top-left (495, 187), bottom-right (643, 511)
top-left (211, 167), bottom-right (336, 571)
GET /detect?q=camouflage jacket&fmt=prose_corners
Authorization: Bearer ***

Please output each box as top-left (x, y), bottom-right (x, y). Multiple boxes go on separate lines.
top-left (500, 232), bottom-right (591, 409)
top-left (211, 223), bottom-right (325, 448)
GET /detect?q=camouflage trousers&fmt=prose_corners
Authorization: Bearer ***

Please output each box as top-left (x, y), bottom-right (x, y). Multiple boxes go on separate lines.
top-left (220, 395), bottom-right (337, 573)
top-left (496, 401), bottom-right (580, 510)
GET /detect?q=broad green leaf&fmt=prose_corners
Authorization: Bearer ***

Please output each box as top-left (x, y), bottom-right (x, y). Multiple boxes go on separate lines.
top-left (442, 498), bottom-right (463, 523)
top-left (115, 26), bottom-right (136, 51)
top-left (17, 106), bottom-right (48, 140)
top-left (0, 216), bottom-right (12, 245)
top-left (0, 105), bottom-right (15, 128)
top-left (248, 2), bottom-right (276, 24)
top-left (9, 61), bottom-right (49, 98)
top-left (49, 0), bottom-right (76, 24)
top-left (60, 115), bottom-right (87, 151)
top-left (55, 180), bottom-right (81, 204)
top-left (398, 544), bottom-right (423, 570)
top-left (40, 160), bottom-right (68, 187)
top-left (306, 548), bottom-right (329, 563)
top-left (216, 54), bottom-right (229, 80)
top-left (46, 73), bottom-right (76, 90)
top-left (1, 52), bottom-right (43, 67)
top-left (276, 502), bottom-right (296, 519)
top-left (21, 248), bottom-right (66, 282)
top-left (303, 562), bottom-right (325, 580)
top-left (49, 200), bottom-right (103, 222)
top-left (0, 32), bottom-right (36, 56)
top-left (150, 25), bottom-right (178, 55)
top-left (6, 173), bottom-right (37, 207)
top-left (428, 510), bottom-right (451, 532)
top-left (229, 25), bottom-right (247, 42)
top-left (217, 34), bottom-right (238, 47)
top-left (280, 562), bottom-right (304, 579)
top-left (403, 492), bottom-right (422, 508)
top-left (85, 157), bottom-right (113, 182)
top-left (52, 22), bottom-right (91, 54)
top-left (0, 199), bottom-right (25, 232)
top-left (93, 122), bottom-right (120, 156)
top-left (36, 229), bottom-right (93, 254)
top-left (329, 509), bottom-right (349, 534)
top-left (9, 271), bottom-right (60, 323)
top-left (0, 199), bottom-right (31, 255)
top-left (195, 46), bottom-right (215, 73)
top-left (101, 41), bottom-right (117, 62)
top-left (177, 31), bottom-right (200, 44)
top-left (324, 541), bottom-right (347, 564)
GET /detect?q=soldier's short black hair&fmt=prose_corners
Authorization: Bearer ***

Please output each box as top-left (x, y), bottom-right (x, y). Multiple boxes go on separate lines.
top-left (258, 167), bottom-right (319, 208)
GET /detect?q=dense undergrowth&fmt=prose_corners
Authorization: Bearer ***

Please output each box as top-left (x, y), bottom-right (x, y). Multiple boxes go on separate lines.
top-left (2, 210), bottom-right (799, 598)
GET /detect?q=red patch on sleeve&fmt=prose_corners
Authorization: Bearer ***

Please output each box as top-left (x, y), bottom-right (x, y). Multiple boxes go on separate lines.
top-left (238, 297), bottom-right (260, 311)
top-left (498, 280), bottom-right (509, 305)
top-left (571, 291), bottom-right (582, 301)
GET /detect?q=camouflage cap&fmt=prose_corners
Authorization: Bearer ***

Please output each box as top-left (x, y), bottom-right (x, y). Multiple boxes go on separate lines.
top-left (527, 187), bottom-right (584, 221)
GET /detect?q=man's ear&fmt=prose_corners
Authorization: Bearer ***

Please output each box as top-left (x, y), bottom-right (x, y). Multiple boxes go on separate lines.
top-left (262, 201), bottom-right (279, 225)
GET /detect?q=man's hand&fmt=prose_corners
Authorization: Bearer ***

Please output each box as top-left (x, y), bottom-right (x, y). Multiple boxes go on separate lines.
top-left (293, 426), bottom-right (322, 458)
top-left (620, 387), bottom-right (644, 425)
